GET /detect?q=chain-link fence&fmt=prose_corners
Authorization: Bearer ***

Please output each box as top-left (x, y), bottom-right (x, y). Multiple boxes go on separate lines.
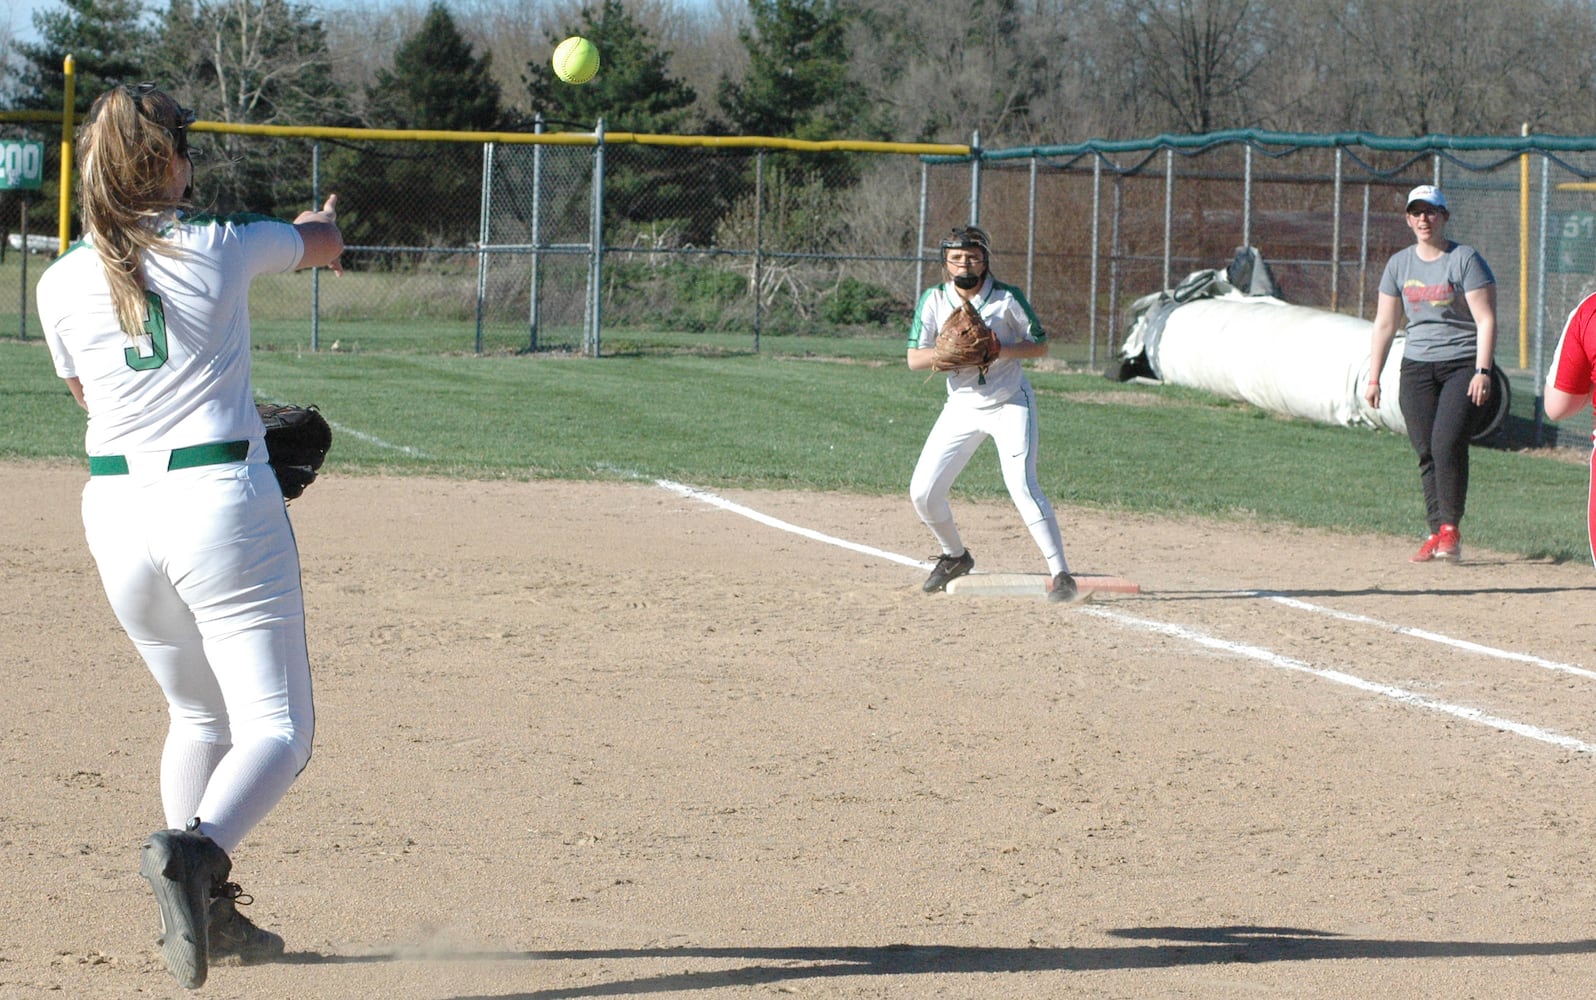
top-left (7, 119), bottom-right (1596, 443)
top-left (936, 137), bottom-right (1595, 375)
top-left (471, 133), bottom-right (953, 357)
top-left (194, 127), bottom-right (959, 358)
top-left (924, 132), bottom-right (1596, 446)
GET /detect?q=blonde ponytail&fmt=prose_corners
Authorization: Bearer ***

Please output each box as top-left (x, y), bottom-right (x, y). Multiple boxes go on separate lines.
top-left (77, 85), bottom-right (192, 336)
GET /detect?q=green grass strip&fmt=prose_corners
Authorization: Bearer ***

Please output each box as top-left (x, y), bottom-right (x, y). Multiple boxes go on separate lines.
top-left (4, 337), bottom-right (1589, 562)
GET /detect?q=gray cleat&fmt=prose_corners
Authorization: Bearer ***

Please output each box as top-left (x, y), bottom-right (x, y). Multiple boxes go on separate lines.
top-left (139, 828), bottom-right (231, 989)
top-left (209, 887), bottom-right (285, 965)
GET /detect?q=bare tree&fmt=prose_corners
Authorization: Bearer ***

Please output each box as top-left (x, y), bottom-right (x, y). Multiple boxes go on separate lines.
top-left (1265, 0), bottom-right (1596, 136)
top-left (193, 0), bottom-right (333, 123)
top-left (320, 0), bottom-right (427, 119)
top-left (1499, 0), bottom-right (1596, 134)
top-left (652, 0), bottom-right (747, 128)
top-left (848, 0), bottom-right (1081, 145)
top-left (148, 0), bottom-right (337, 212)
top-left (452, 0), bottom-right (565, 119)
top-left (1111, 0), bottom-right (1272, 133)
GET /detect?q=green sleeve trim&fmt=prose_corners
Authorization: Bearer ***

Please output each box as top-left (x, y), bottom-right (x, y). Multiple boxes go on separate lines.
top-left (182, 211), bottom-right (283, 227)
top-left (907, 285), bottom-right (939, 347)
top-left (995, 279), bottom-right (1046, 342)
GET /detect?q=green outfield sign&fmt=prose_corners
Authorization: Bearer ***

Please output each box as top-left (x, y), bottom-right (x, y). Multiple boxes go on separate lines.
top-left (1553, 211), bottom-right (1596, 274)
top-left (0, 140), bottom-right (44, 191)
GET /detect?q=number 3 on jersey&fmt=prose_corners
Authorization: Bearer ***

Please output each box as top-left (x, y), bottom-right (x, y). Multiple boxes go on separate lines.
top-left (124, 291), bottom-right (169, 371)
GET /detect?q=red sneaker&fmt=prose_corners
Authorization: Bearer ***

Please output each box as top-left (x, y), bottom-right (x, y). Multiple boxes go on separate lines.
top-left (1410, 526), bottom-right (1462, 563)
top-left (1410, 533), bottom-right (1441, 562)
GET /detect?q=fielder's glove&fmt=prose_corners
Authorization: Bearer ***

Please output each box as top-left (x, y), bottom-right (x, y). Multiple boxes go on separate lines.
top-left (931, 302), bottom-right (1000, 374)
top-left (257, 402), bottom-right (332, 501)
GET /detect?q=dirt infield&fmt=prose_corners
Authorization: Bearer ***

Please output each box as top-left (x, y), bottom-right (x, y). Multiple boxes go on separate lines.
top-left (5, 461), bottom-right (1596, 999)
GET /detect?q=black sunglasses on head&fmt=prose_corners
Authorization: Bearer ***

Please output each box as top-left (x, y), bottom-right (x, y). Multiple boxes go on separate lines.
top-left (120, 81), bottom-right (200, 158)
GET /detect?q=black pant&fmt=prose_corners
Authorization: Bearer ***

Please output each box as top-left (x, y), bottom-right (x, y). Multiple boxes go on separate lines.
top-left (1399, 356), bottom-right (1484, 532)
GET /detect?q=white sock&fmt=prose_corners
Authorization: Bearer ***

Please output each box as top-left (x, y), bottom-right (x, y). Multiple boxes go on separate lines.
top-left (192, 738), bottom-right (306, 854)
top-left (160, 737), bottom-right (230, 832)
top-left (1026, 516), bottom-right (1069, 576)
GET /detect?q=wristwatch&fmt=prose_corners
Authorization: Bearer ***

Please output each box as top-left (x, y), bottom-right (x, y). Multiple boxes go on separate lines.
top-left (1475, 367), bottom-right (1491, 375)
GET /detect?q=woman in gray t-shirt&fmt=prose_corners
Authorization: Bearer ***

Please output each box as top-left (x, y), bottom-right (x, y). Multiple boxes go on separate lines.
top-left (1364, 185), bottom-right (1498, 563)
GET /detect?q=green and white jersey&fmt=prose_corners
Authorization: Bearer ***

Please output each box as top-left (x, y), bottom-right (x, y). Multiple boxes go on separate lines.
top-left (39, 213), bottom-right (304, 461)
top-left (909, 276), bottom-right (1046, 401)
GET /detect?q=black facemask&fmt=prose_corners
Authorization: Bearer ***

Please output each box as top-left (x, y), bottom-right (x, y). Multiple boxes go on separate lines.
top-left (952, 272), bottom-right (982, 290)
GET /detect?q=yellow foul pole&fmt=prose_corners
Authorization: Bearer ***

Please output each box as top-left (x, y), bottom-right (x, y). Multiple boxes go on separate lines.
top-left (58, 55), bottom-right (74, 254)
top-left (1519, 123), bottom-right (1530, 368)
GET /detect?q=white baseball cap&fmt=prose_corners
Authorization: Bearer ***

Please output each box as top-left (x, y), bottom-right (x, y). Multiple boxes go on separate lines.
top-left (1405, 185), bottom-right (1448, 212)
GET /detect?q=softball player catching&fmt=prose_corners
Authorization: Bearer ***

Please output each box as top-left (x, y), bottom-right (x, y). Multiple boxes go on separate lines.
top-left (906, 226), bottom-right (1084, 604)
top-left (36, 83), bottom-right (343, 989)
top-left (1545, 294), bottom-right (1596, 565)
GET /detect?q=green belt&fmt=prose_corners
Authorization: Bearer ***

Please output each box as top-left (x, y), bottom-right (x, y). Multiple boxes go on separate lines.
top-left (89, 440), bottom-right (249, 476)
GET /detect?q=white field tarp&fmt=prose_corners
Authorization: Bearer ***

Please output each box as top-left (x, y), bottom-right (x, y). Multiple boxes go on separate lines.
top-left (1117, 262), bottom-right (1508, 440)
top-left (1150, 292), bottom-right (1406, 433)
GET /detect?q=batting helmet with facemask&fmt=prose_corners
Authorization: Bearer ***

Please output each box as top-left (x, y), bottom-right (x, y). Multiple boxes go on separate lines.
top-left (940, 226), bottom-right (990, 258)
top-left (940, 226), bottom-right (991, 291)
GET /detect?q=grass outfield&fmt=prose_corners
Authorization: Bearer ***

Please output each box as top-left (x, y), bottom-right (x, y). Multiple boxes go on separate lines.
top-left (4, 334), bottom-right (1590, 563)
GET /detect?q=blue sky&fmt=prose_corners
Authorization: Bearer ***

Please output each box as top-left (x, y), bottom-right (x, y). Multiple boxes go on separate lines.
top-left (9, 0), bottom-right (48, 43)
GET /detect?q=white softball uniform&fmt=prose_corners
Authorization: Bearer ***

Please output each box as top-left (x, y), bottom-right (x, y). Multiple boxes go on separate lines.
top-left (908, 276), bottom-right (1069, 575)
top-left (38, 213), bottom-right (313, 854)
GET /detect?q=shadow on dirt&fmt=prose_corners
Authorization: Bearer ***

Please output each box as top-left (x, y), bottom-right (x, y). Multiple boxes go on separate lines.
top-left (278, 927), bottom-right (1596, 998)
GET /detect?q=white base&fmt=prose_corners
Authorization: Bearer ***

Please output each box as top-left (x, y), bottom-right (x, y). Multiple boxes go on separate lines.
top-left (944, 573), bottom-right (1141, 597)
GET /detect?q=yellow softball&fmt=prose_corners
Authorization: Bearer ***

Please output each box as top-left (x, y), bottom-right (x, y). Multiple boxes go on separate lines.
top-left (552, 36), bottom-right (600, 85)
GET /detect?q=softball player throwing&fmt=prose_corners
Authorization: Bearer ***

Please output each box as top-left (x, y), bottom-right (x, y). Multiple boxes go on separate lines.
top-left (36, 83), bottom-right (343, 989)
top-left (906, 226), bottom-right (1083, 603)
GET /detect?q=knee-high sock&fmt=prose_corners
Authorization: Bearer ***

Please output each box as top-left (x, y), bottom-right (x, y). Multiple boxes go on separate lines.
top-left (1026, 514), bottom-right (1069, 577)
top-left (191, 737), bottom-right (308, 855)
top-left (161, 736), bottom-right (230, 832)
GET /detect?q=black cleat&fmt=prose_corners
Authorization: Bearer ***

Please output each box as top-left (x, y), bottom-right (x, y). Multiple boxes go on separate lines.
top-left (1048, 571), bottom-right (1090, 605)
top-left (209, 885), bottom-right (285, 965)
top-left (922, 550), bottom-right (975, 592)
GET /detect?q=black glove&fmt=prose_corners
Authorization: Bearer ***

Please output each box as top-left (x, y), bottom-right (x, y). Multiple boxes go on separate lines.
top-left (257, 402), bottom-right (332, 501)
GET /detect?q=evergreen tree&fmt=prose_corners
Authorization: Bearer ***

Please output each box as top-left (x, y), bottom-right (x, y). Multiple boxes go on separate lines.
top-left (522, 0), bottom-right (718, 242)
top-left (714, 0), bottom-right (880, 249)
top-left (333, 2), bottom-right (505, 254)
top-left (523, 0), bottom-right (695, 136)
top-left (717, 0), bottom-right (878, 142)
top-left (7, 0), bottom-right (151, 240)
top-left (369, 1), bottom-right (501, 131)
top-left (13, 0), bottom-right (150, 114)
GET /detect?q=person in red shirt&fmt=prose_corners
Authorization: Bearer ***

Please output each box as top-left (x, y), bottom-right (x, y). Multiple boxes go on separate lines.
top-left (1545, 294), bottom-right (1596, 566)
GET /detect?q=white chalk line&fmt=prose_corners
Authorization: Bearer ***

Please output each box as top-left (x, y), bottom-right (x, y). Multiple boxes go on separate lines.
top-left (332, 425), bottom-right (429, 457)
top-left (656, 477), bottom-right (1596, 754)
top-left (257, 396), bottom-right (430, 458)
top-left (655, 478), bottom-right (924, 568)
top-left (1078, 605), bottom-right (1596, 754)
top-left (1254, 592), bottom-right (1595, 681)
